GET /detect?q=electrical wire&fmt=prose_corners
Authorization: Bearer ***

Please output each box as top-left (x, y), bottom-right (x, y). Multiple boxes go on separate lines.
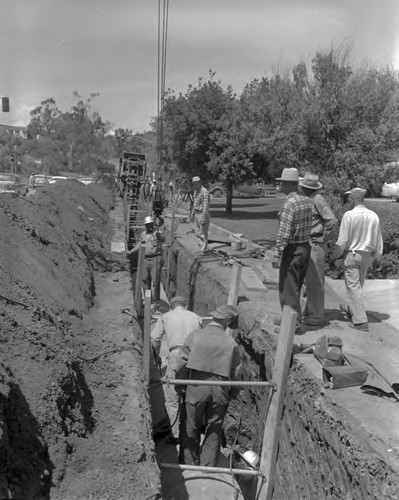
top-left (157, 0), bottom-right (170, 170)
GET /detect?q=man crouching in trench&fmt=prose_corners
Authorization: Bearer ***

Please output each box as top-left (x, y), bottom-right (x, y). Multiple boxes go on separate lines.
top-left (173, 305), bottom-right (242, 466)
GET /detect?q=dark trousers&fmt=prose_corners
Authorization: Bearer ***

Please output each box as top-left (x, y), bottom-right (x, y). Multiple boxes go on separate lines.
top-left (183, 381), bottom-right (229, 467)
top-left (143, 256), bottom-right (163, 303)
top-left (279, 242), bottom-right (311, 322)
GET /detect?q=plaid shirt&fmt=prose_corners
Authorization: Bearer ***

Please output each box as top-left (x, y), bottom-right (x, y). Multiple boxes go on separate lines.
top-left (193, 185), bottom-right (210, 216)
top-left (274, 192), bottom-right (312, 259)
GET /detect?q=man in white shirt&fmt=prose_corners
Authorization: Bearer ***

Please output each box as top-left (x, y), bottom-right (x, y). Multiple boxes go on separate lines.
top-left (335, 188), bottom-right (383, 331)
top-left (151, 296), bottom-right (202, 439)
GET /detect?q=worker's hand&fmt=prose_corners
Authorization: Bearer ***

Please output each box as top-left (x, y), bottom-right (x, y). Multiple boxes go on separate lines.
top-left (271, 256), bottom-right (280, 269)
top-left (200, 216), bottom-right (207, 225)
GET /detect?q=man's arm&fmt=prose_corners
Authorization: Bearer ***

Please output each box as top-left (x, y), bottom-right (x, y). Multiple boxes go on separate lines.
top-left (156, 230), bottom-right (166, 243)
top-left (374, 224), bottom-right (383, 263)
top-left (174, 332), bottom-right (193, 378)
top-left (201, 189), bottom-right (210, 220)
top-left (127, 242), bottom-right (141, 255)
top-left (273, 200), bottom-right (294, 260)
top-left (315, 196), bottom-right (338, 242)
top-left (334, 213), bottom-right (349, 259)
top-left (150, 317), bottom-right (165, 356)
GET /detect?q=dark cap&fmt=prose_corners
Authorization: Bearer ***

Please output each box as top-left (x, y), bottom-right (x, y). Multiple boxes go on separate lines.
top-left (170, 296), bottom-right (187, 307)
top-left (211, 304), bottom-right (238, 321)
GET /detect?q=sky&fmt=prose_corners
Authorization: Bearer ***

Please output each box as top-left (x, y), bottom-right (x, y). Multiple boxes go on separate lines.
top-left (1, 0), bottom-right (399, 133)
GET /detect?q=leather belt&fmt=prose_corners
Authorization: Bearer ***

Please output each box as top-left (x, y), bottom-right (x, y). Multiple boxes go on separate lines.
top-left (145, 253), bottom-right (161, 259)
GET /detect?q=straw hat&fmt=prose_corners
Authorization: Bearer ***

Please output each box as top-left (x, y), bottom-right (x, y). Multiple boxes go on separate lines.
top-left (299, 173), bottom-right (323, 190)
top-left (144, 216), bottom-right (154, 225)
top-left (192, 176), bottom-right (201, 183)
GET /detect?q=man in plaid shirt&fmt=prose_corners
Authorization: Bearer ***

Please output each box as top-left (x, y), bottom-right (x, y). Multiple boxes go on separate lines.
top-left (273, 168), bottom-right (312, 330)
top-left (192, 176), bottom-right (210, 252)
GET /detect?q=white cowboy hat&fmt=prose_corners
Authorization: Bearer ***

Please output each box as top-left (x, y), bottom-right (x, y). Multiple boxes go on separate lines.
top-left (275, 168), bottom-right (302, 182)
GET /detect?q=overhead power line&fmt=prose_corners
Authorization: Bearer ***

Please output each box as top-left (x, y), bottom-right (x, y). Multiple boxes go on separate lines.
top-left (157, 0), bottom-right (169, 173)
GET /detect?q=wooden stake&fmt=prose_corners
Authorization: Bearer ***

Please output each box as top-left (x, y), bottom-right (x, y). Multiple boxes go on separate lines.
top-left (143, 289), bottom-right (151, 383)
top-left (256, 305), bottom-right (297, 500)
top-left (226, 261), bottom-right (242, 335)
top-left (135, 245), bottom-right (145, 317)
top-left (227, 261), bottom-right (242, 306)
top-left (165, 204), bottom-right (176, 297)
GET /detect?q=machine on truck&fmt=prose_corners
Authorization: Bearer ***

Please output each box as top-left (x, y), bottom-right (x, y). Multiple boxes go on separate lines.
top-left (117, 151), bottom-right (146, 203)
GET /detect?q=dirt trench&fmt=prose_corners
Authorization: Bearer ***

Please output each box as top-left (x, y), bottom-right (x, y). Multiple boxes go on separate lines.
top-left (0, 182), bottom-right (159, 500)
top-left (166, 226), bottom-right (399, 500)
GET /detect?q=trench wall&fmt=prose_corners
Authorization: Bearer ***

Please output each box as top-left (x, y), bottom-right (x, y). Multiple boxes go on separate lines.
top-left (169, 237), bottom-right (399, 500)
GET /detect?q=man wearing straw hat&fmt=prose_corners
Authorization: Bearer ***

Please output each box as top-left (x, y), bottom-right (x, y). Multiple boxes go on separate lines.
top-left (272, 168), bottom-right (312, 332)
top-left (299, 173), bottom-right (338, 327)
top-left (151, 295), bottom-right (202, 440)
top-left (174, 304), bottom-right (241, 466)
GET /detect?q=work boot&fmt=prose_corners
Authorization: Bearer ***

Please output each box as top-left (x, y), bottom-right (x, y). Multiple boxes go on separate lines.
top-left (339, 303), bottom-right (351, 321)
top-left (352, 322), bottom-right (369, 332)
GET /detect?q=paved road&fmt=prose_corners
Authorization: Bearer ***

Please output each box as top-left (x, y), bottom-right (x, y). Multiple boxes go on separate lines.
top-left (210, 195), bottom-right (393, 248)
top-left (210, 195), bottom-right (285, 249)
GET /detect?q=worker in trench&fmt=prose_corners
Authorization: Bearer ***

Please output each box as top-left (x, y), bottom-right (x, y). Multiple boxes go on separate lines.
top-left (151, 295), bottom-right (202, 442)
top-left (173, 305), bottom-right (242, 466)
top-left (127, 215), bottom-right (165, 306)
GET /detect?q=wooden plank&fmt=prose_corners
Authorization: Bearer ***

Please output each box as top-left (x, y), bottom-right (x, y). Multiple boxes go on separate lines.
top-left (166, 207), bottom-right (176, 296)
top-left (134, 245), bottom-right (145, 317)
top-left (254, 261), bottom-right (279, 285)
top-left (227, 261), bottom-right (242, 306)
top-left (241, 267), bottom-right (266, 292)
top-left (143, 290), bottom-right (151, 383)
top-left (256, 306), bottom-right (297, 500)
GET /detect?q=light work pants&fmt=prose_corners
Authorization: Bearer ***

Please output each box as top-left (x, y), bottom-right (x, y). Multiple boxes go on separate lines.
top-left (195, 212), bottom-right (210, 250)
top-left (303, 241), bottom-right (326, 325)
top-left (143, 255), bottom-right (163, 303)
top-left (343, 251), bottom-right (372, 325)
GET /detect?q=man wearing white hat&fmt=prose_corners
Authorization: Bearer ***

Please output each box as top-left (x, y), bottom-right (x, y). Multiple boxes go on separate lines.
top-left (192, 176), bottom-right (210, 252)
top-left (335, 187), bottom-right (383, 332)
top-left (273, 168), bottom-right (312, 331)
top-left (151, 295), bottom-right (202, 440)
top-left (127, 215), bottom-right (165, 304)
top-left (299, 173), bottom-right (338, 327)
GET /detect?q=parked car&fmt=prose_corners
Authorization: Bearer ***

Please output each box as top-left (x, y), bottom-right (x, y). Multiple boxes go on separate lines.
top-left (209, 181), bottom-right (275, 199)
top-left (47, 176), bottom-right (68, 184)
top-left (79, 176), bottom-right (95, 185)
top-left (381, 182), bottom-right (399, 202)
top-left (0, 173), bottom-right (28, 196)
top-left (32, 174), bottom-right (49, 189)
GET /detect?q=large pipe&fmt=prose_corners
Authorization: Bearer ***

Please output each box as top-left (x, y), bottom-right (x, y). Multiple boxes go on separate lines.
top-left (160, 462), bottom-right (262, 477)
top-left (161, 379), bottom-right (275, 388)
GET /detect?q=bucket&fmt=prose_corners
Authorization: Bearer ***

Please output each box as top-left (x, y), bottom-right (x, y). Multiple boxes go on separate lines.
top-left (231, 240), bottom-right (242, 251)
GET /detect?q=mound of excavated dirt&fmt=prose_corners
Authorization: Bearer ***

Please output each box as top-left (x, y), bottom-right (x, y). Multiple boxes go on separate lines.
top-left (0, 182), bottom-right (159, 499)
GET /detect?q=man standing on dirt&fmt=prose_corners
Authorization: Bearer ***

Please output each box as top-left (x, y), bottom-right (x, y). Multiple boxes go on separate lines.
top-left (192, 176), bottom-right (210, 252)
top-left (127, 215), bottom-right (165, 305)
top-left (151, 296), bottom-right (202, 440)
top-left (299, 173), bottom-right (338, 327)
top-left (335, 187), bottom-right (383, 332)
top-left (174, 305), bottom-right (242, 467)
top-left (272, 168), bottom-right (312, 333)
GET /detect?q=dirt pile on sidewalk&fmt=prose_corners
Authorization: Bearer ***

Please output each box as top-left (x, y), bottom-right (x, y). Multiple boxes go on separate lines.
top-left (0, 182), bottom-right (158, 499)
